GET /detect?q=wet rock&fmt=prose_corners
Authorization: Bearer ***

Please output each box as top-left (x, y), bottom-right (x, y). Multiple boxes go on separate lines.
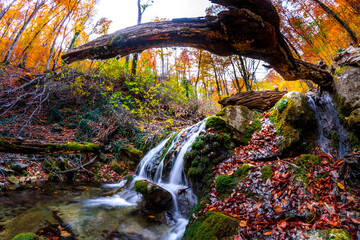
top-left (176, 188), bottom-right (197, 217)
top-left (217, 105), bottom-right (254, 144)
top-left (10, 162), bottom-right (28, 172)
top-left (270, 91), bottom-right (316, 156)
top-left (134, 180), bottom-right (172, 210)
top-left (121, 145), bottom-right (143, 168)
top-left (340, 152), bottom-right (360, 187)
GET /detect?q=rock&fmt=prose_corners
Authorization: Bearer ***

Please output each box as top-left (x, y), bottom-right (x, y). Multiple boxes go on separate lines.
top-left (134, 180), bottom-right (172, 210)
top-left (270, 91), bottom-right (316, 156)
top-left (333, 47), bottom-right (360, 148)
top-left (340, 152), bottom-right (360, 187)
top-left (10, 162), bottom-right (28, 172)
top-left (296, 229), bottom-right (351, 240)
top-left (216, 106), bottom-right (255, 144)
top-left (9, 175), bottom-right (19, 184)
top-left (182, 211), bottom-right (240, 240)
top-left (121, 145), bottom-right (143, 167)
top-left (52, 123), bottom-right (63, 132)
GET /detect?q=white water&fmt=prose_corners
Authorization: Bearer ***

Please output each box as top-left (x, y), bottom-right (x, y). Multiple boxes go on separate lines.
top-left (85, 119), bottom-right (207, 240)
top-left (307, 91), bottom-right (351, 157)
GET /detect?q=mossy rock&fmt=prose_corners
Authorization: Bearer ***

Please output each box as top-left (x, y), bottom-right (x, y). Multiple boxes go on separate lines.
top-left (217, 106), bottom-right (256, 144)
top-left (293, 154), bottom-right (321, 186)
top-left (183, 211), bottom-right (240, 240)
top-left (297, 229), bottom-right (351, 240)
top-left (205, 116), bottom-right (228, 133)
top-left (121, 145), bottom-right (143, 166)
top-left (270, 92), bottom-right (316, 156)
top-left (110, 161), bottom-right (125, 174)
top-left (134, 180), bottom-right (149, 194)
top-left (346, 108), bottom-right (360, 148)
top-left (215, 175), bottom-right (235, 194)
top-left (261, 165), bottom-right (273, 182)
top-left (234, 164), bottom-right (254, 181)
top-left (11, 233), bottom-right (40, 240)
top-left (9, 175), bottom-right (19, 184)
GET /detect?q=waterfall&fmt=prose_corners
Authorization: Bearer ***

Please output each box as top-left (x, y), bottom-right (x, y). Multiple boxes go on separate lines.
top-left (307, 91), bottom-right (351, 157)
top-left (89, 119), bottom-right (207, 240)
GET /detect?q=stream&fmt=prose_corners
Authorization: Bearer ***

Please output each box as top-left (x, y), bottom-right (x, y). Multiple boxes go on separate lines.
top-left (0, 120), bottom-right (206, 240)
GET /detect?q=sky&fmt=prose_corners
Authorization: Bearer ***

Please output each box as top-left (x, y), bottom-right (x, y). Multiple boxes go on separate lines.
top-left (95, 0), bottom-right (212, 33)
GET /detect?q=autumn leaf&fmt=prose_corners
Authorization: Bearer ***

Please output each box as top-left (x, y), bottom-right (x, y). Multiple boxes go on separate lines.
top-left (239, 220), bottom-right (247, 227)
top-left (351, 218), bottom-right (360, 224)
top-left (337, 182), bottom-right (345, 190)
top-left (278, 220), bottom-right (287, 229)
top-left (274, 205), bottom-right (283, 213)
top-left (264, 232), bottom-right (272, 236)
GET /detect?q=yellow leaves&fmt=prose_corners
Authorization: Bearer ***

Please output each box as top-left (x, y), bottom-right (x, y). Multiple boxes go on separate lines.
top-left (337, 182), bottom-right (345, 190)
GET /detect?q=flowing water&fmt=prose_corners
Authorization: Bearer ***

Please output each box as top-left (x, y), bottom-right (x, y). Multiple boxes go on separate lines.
top-left (307, 91), bottom-right (351, 157)
top-left (0, 119), bottom-right (207, 240)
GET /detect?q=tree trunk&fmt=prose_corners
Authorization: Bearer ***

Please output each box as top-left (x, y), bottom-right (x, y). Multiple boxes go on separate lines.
top-left (3, 0), bottom-right (45, 64)
top-left (62, 0), bottom-right (334, 86)
top-left (195, 50), bottom-right (202, 99)
top-left (218, 90), bottom-right (287, 110)
top-left (311, 0), bottom-right (358, 44)
top-left (0, 137), bottom-right (104, 155)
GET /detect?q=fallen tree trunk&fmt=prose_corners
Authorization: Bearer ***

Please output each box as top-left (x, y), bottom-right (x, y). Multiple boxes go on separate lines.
top-left (218, 90), bottom-right (287, 110)
top-left (62, 0), bottom-right (333, 86)
top-left (0, 137), bottom-right (104, 155)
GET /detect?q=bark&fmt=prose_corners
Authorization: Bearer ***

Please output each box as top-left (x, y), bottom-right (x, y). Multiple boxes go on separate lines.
top-left (218, 90), bottom-right (287, 110)
top-left (0, 137), bottom-right (104, 155)
top-left (62, 0), bottom-right (333, 86)
top-left (194, 50), bottom-right (202, 99)
top-left (311, 0), bottom-right (358, 44)
top-left (3, 0), bottom-right (45, 64)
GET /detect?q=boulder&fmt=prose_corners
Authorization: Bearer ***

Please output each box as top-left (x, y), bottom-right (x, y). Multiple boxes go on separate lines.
top-left (134, 180), bottom-right (172, 210)
top-left (10, 162), bottom-right (28, 173)
top-left (270, 91), bottom-right (316, 155)
top-left (340, 152), bottom-right (360, 187)
top-left (333, 47), bottom-right (360, 148)
top-left (216, 105), bottom-right (255, 144)
top-left (296, 229), bottom-right (351, 240)
top-left (121, 145), bottom-right (143, 168)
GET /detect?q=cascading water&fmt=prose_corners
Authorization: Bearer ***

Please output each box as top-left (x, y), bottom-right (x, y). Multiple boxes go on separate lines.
top-left (86, 119), bottom-right (207, 240)
top-left (307, 91), bottom-right (351, 157)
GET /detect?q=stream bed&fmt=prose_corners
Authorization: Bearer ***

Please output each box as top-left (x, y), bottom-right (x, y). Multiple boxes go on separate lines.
top-left (0, 182), bottom-right (171, 240)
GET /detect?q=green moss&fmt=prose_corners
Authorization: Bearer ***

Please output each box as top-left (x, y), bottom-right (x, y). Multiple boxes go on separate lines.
top-left (334, 65), bottom-right (349, 75)
top-left (293, 154), bottom-right (321, 186)
top-left (189, 195), bottom-right (210, 221)
top-left (349, 132), bottom-right (360, 149)
top-left (244, 118), bottom-right (261, 144)
top-left (234, 164), bottom-right (253, 181)
top-left (205, 116), bottom-right (228, 133)
top-left (215, 108), bottom-right (226, 116)
top-left (215, 175), bottom-right (235, 194)
top-left (160, 131), bottom-right (180, 161)
top-left (44, 141), bottom-right (100, 153)
top-left (192, 140), bottom-right (205, 150)
top-left (183, 211), bottom-right (240, 240)
top-left (330, 131), bottom-right (339, 149)
top-left (276, 99), bottom-right (288, 113)
top-left (11, 233), bottom-right (39, 240)
top-left (134, 180), bottom-right (149, 194)
top-left (9, 175), bottom-right (19, 184)
top-left (261, 166), bottom-right (273, 182)
top-left (111, 161), bottom-right (125, 174)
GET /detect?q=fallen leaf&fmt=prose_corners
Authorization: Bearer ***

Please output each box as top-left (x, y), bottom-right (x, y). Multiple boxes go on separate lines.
top-left (346, 196), bottom-right (355, 202)
top-left (148, 215), bottom-right (155, 219)
top-left (278, 220), bottom-right (287, 228)
top-left (61, 230), bottom-right (71, 237)
top-left (274, 205), bottom-right (283, 213)
top-left (240, 220), bottom-right (247, 227)
top-left (264, 232), bottom-right (272, 235)
top-left (337, 182), bottom-right (345, 190)
top-left (351, 218), bottom-right (360, 224)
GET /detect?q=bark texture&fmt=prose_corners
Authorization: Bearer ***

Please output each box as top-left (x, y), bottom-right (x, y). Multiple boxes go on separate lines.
top-left (0, 137), bottom-right (104, 155)
top-left (218, 90), bottom-right (287, 110)
top-left (62, 0), bottom-right (333, 86)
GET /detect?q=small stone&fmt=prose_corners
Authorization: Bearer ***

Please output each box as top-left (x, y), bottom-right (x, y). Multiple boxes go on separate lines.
top-left (52, 123), bottom-right (63, 132)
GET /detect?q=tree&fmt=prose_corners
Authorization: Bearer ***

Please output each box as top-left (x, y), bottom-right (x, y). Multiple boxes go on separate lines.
top-left (0, 0), bottom-right (16, 21)
top-left (62, 0), bottom-right (333, 86)
top-left (3, 0), bottom-right (45, 64)
top-left (311, 0), bottom-right (358, 43)
top-left (131, 0), bottom-right (154, 76)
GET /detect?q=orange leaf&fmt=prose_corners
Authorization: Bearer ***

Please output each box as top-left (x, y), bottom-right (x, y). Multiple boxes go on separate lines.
top-left (337, 182), bottom-right (345, 190)
top-left (264, 232), bottom-right (272, 235)
top-left (239, 220), bottom-right (247, 227)
top-left (274, 205), bottom-right (283, 213)
top-left (351, 218), bottom-right (360, 224)
top-left (346, 196), bottom-right (355, 202)
top-left (278, 220), bottom-right (287, 228)
top-left (227, 170), bottom-right (234, 176)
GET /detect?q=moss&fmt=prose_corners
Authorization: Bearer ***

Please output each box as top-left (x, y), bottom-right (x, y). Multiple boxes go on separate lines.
top-left (9, 175), bottom-right (19, 184)
top-left (134, 180), bottom-right (149, 194)
top-left (189, 195), bottom-right (210, 221)
top-left (276, 99), bottom-right (288, 113)
top-left (44, 141), bottom-right (100, 153)
top-left (334, 65), bottom-right (349, 75)
top-left (293, 154), bottom-right (321, 186)
top-left (160, 131), bottom-right (180, 161)
top-left (261, 166), bottom-right (273, 182)
top-left (205, 116), bottom-right (228, 133)
top-left (330, 131), bottom-right (339, 149)
top-left (192, 140), bottom-right (205, 150)
top-left (349, 132), bottom-right (360, 149)
top-left (215, 108), bottom-right (226, 116)
top-left (244, 118), bottom-right (261, 144)
top-left (183, 211), bottom-right (240, 240)
top-left (234, 164), bottom-right (253, 181)
top-left (111, 161), bottom-right (125, 174)
top-left (11, 233), bottom-right (40, 240)
top-left (215, 175), bottom-right (235, 194)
